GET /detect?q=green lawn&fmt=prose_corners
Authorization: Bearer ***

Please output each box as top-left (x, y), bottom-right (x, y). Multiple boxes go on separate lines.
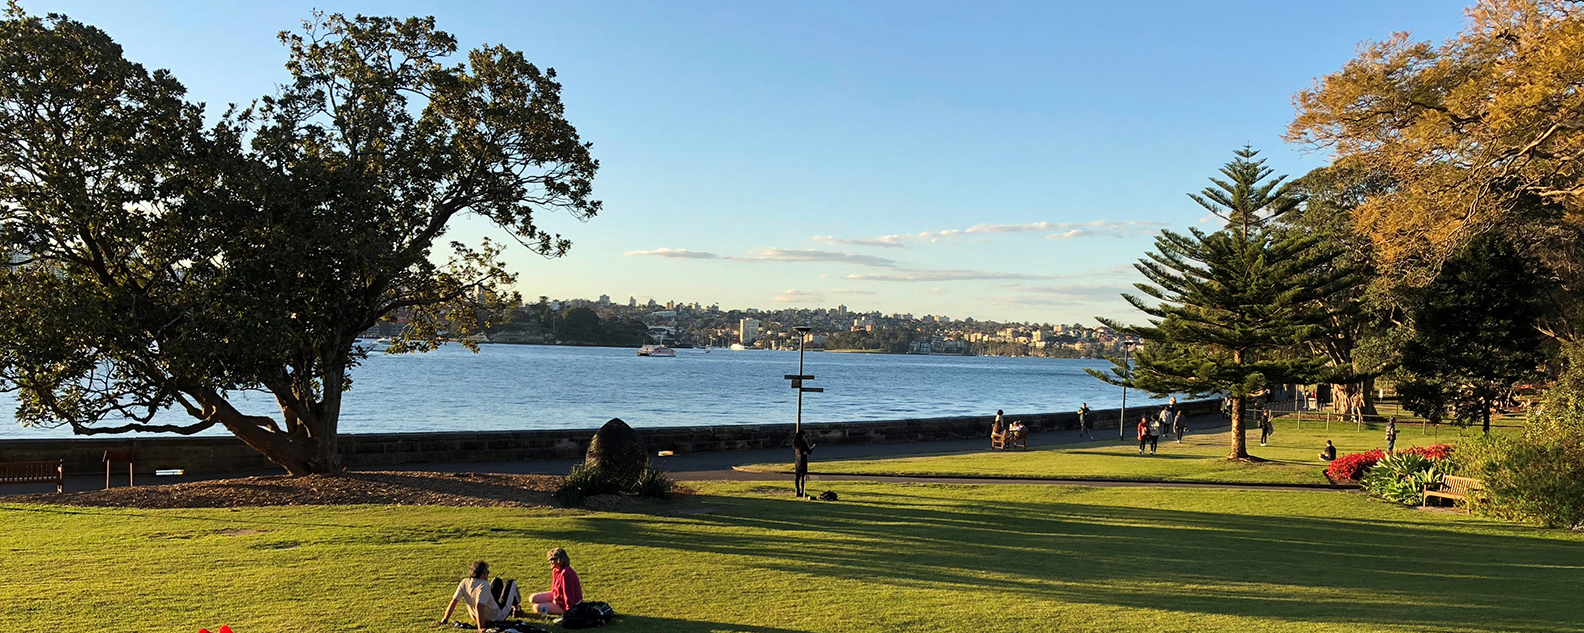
top-left (3, 481), bottom-right (1579, 632)
top-left (741, 420), bottom-right (1493, 485)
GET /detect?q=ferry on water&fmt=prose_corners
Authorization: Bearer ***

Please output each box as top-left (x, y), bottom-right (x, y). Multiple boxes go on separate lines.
top-left (638, 344), bottom-right (676, 357)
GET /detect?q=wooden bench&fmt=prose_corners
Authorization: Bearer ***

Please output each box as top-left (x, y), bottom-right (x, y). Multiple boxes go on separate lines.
top-left (1424, 475), bottom-right (1486, 513)
top-left (990, 429), bottom-right (1007, 450)
top-left (0, 460), bottom-right (65, 494)
top-left (1009, 427), bottom-right (1028, 449)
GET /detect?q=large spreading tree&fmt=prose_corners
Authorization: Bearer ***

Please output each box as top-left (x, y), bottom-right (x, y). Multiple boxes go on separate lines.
top-left (1089, 148), bottom-right (1357, 459)
top-left (0, 8), bottom-right (599, 474)
top-left (1288, 0), bottom-right (1584, 343)
top-left (1398, 234), bottom-right (1546, 434)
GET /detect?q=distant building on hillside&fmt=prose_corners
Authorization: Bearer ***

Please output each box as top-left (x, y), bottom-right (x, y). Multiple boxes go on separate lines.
top-left (740, 318), bottom-right (761, 344)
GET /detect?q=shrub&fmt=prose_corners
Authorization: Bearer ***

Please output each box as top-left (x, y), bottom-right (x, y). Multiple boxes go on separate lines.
top-left (554, 463), bottom-right (620, 507)
top-left (632, 466), bottom-right (675, 499)
top-left (554, 462), bottom-right (676, 506)
top-left (1326, 449), bottom-right (1385, 482)
top-left (1360, 452), bottom-right (1450, 505)
top-left (1456, 341), bottom-right (1584, 528)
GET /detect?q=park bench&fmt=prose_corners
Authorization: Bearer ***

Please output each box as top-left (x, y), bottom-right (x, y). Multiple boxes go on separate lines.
top-left (991, 427), bottom-right (1027, 451)
top-left (0, 460), bottom-right (65, 493)
top-left (1423, 475), bottom-right (1486, 513)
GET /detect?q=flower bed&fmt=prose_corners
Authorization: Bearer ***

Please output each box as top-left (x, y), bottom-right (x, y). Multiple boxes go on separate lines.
top-left (1326, 444), bottom-right (1455, 482)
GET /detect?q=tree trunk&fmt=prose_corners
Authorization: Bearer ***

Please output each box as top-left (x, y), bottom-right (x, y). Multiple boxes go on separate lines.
top-left (1361, 375), bottom-right (1378, 417)
top-left (1482, 397), bottom-right (1491, 435)
top-left (1229, 395), bottom-right (1249, 460)
top-left (203, 392), bottom-right (315, 476)
top-left (1332, 382), bottom-right (1370, 420)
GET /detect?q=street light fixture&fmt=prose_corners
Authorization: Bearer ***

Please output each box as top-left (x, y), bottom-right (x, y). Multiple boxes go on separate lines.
top-left (1120, 338), bottom-right (1137, 441)
top-left (785, 325), bottom-right (821, 433)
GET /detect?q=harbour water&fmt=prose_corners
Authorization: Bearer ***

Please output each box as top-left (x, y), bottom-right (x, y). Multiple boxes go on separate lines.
top-left (0, 344), bottom-right (1147, 439)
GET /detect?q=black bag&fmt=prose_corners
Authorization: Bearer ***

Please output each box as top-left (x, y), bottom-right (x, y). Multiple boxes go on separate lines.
top-left (818, 490), bottom-right (838, 501)
top-left (561, 601), bottom-right (616, 629)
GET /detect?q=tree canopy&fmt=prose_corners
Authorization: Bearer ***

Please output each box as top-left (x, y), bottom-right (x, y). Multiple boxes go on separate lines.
top-left (1288, 0), bottom-right (1584, 340)
top-left (0, 8), bottom-right (599, 474)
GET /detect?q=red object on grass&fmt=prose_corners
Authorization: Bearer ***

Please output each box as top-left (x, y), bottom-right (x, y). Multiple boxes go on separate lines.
top-left (218, 627), bottom-right (233, 633)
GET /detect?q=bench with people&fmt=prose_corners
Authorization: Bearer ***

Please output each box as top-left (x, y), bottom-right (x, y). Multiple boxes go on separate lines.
top-left (989, 409), bottom-right (1027, 450)
top-left (436, 548), bottom-right (613, 631)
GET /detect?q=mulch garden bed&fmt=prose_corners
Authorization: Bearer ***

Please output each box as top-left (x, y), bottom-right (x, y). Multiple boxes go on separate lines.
top-left (9, 471), bottom-right (565, 509)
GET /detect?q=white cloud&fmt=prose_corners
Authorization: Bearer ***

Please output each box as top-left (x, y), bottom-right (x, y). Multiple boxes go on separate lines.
top-left (624, 248), bottom-right (720, 259)
top-left (921, 287), bottom-right (948, 295)
top-left (810, 235), bottom-right (907, 249)
top-left (818, 220), bottom-right (1169, 248)
top-left (830, 288), bottom-right (878, 295)
top-left (738, 248), bottom-right (899, 268)
top-left (773, 289), bottom-right (825, 303)
top-left (845, 269), bottom-right (1058, 282)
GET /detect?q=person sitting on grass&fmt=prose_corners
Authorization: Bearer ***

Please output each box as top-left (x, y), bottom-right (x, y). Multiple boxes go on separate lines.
top-left (527, 547), bottom-right (583, 616)
top-left (1320, 440), bottom-right (1336, 462)
top-left (436, 560), bottom-right (521, 631)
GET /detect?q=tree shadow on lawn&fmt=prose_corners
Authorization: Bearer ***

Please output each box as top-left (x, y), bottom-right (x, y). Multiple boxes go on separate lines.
top-left (548, 489), bottom-right (1584, 632)
top-left (616, 615), bottom-right (814, 633)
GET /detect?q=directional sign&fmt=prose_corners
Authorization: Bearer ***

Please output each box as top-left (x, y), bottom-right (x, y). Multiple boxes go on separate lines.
top-left (800, 387), bottom-right (824, 393)
top-left (784, 375), bottom-right (814, 380)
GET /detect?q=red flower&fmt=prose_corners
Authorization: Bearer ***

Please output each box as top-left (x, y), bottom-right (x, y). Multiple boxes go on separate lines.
top-left (1326, 449), bottom-right (1385, 482)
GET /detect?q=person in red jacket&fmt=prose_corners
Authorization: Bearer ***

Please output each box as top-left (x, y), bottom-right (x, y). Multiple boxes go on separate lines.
top-left (1137, 416), bottom-right (1152, 455)
top-left (528, 547), bottom-right (583, 615)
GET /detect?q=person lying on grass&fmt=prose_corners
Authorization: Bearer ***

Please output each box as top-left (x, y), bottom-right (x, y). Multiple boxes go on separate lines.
top-left (436, 560), bottom-right (523, 631)
top-left (527, 547), bottom-right (583, 616)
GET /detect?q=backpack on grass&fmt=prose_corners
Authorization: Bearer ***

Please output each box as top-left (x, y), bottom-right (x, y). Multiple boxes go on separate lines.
top-left (561, 601), bottom-right (616, 629)
top-left (818, 490), bottom-right (839, 501)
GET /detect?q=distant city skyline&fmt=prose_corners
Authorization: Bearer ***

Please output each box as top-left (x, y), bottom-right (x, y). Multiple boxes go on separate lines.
top-left (34, 1), bottom-right (1468, 324)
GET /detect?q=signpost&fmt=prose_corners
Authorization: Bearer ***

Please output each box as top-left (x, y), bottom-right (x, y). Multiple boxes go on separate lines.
top-left (786, 326), bottom-right (821, 432)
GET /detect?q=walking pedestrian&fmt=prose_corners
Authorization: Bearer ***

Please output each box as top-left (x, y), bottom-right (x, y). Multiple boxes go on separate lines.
top-left (1146, 415), bottom-right (1162, 455)
top-left (1385, 418), bottom-right (1398, 452)
top-left (792, 429), bottom-right (815, 498)
top-left (1136, 416), bottom-right (1152, 455)
top-left (1078, 403), bottom-right (1091, 438)
top-left (1258, 409), bottom-right (1273, 447)
top-left (1173, 409), bottom-right (1185, 443)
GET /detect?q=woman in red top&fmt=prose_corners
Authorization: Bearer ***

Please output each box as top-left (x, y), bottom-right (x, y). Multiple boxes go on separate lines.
top-left (528, 547), bottom-right (583, 615)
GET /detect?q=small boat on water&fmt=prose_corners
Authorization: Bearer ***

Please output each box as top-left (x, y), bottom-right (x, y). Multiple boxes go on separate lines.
top-left (729, 343), bottom-right (746, 351)
top-left (638, 344), bottom-right (676, 357)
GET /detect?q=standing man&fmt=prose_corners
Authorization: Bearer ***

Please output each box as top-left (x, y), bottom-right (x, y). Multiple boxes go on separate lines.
top-left (793, 430), bottom-right (815, 498)
top-left (1258, 409), bottom-right (1274, 447)
top-left (1385, 418), bottom-right (1398, 452)
top-left (1078, 403), bottom-right (1091, 438)
top-left (1172, 407), bottom-right (1185, 443)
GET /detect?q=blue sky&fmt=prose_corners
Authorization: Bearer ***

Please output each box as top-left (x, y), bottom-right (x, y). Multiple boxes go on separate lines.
top-left (32, 1), bottom-right (1468, 324)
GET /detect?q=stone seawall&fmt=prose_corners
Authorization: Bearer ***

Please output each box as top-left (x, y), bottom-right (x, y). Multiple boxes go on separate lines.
top-left (0, 399), bottom-right (1219, 476)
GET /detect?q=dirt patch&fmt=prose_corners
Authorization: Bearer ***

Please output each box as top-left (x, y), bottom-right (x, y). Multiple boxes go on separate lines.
top-left (748, 486), bottom-right (796, 496)
top-left (10, 471), bottom-right (563, 509)
top-left (218, 529), bottom-right (268, 537)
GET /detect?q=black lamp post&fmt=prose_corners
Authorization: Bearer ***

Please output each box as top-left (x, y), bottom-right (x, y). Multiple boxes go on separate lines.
top-left (1120, 338), bottom-right (1136, 441)
top-left (786, 326), bottom-right (820, 433)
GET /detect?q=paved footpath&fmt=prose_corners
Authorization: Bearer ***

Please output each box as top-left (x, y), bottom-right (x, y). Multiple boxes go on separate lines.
top-left (0, 413), bottom-right (1345, 496)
